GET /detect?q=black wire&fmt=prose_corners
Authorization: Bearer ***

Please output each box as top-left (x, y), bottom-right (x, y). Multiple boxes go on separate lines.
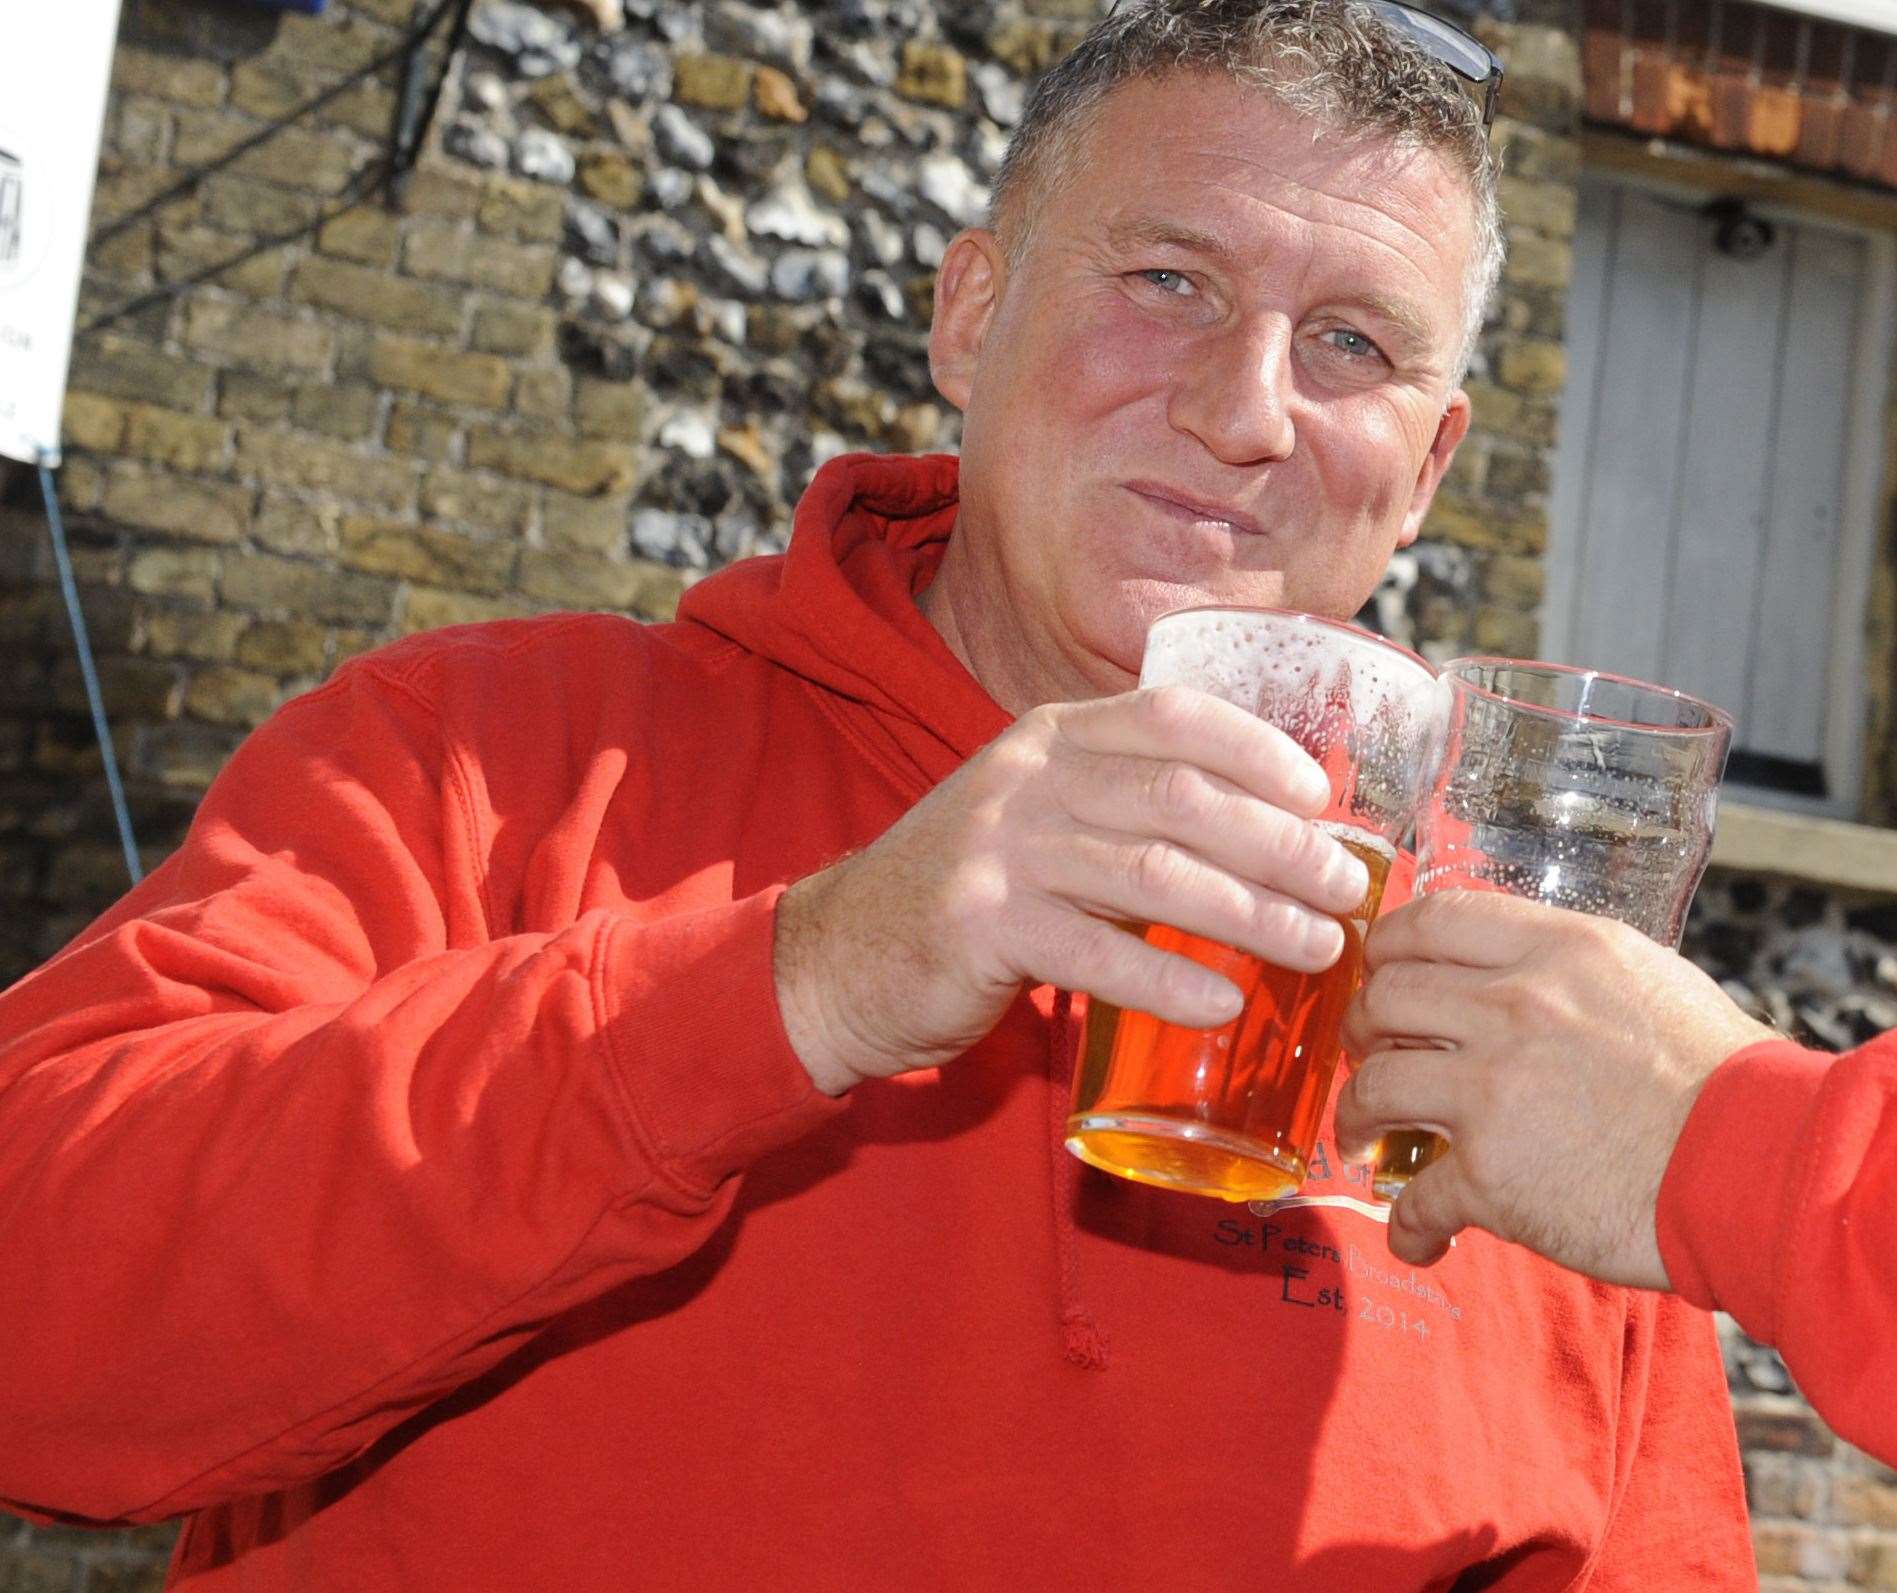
top-left (81, 159), bottom-right (398, 337)
top-left (88, 0), bottom-right (463, 253)
top-left (79, 0), bottom-right (473, 340)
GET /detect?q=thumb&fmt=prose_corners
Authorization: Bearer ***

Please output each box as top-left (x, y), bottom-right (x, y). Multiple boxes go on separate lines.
top-left (1386, 1157), bottom-right (1471, 1268)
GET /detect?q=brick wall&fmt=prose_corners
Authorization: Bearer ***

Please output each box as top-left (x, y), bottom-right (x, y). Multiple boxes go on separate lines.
top-left (0, 0), bottom-right (1887, 1586)
top-left (1734, 1350), bottom-right (1897, 1590)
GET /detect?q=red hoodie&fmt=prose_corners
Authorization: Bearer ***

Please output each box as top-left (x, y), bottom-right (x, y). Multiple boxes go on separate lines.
top-left (0, 453), bottom-right (1753, 1590)
top-left (1659, 1031), bottom-right (1897, 1467)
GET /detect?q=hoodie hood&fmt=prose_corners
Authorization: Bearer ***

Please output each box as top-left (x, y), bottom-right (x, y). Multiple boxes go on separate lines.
top-left (677, 452), bottom-right (1011, 795)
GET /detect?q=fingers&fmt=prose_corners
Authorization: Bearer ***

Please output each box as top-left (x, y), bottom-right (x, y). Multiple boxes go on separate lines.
top-left (1059, 686), bottom-right (1334, 819)
top-left (1061, 755), bottom-right (1369, 919)
top-left (1340, 958), bottom-right (1493, 1058)
top-left (1363, 890), bottom-right (1593, 973)
top-left (1029, 909), bottom-right (1247, 1029)
top-left (1386, 1160), bottom-right (1470, 1267)
top-left (1333, 1046), bottom-right (1476, 1161)
top-left (1045, 827), bottom-right (1348, 973)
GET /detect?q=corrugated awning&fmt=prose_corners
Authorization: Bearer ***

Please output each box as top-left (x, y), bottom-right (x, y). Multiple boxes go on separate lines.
top-left (1583, 0), bottom-right (1897, 191)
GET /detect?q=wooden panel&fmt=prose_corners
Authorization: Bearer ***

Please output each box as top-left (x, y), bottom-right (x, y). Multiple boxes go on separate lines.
top-left (1744, 226), bottom-right (1863, 763)
top-left (1565, 186), bottom-right (1703, 685)
top-left (1656, 224), bottom-right (1794, 732)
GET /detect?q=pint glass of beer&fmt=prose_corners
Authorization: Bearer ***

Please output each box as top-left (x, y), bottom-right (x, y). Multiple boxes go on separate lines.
top-left (1370, 659), bottom-right (1733, 1200)
top-left (1065, 606), bottom-right (1446, 1203)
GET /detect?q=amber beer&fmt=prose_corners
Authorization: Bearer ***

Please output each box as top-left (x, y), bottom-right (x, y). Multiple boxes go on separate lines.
top-left (1067, 823), bottom-right (1395, 1203)
top-left (1372, 1128), bottom-right (1444, 1198)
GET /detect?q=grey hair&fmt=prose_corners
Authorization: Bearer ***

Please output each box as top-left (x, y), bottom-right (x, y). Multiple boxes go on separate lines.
top-left (988, 0), bottom-right (1505, 384)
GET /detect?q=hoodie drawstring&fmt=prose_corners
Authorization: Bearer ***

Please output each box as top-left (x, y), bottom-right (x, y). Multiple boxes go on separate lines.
top-left (1047, 988), bottom-right (1108, 1370)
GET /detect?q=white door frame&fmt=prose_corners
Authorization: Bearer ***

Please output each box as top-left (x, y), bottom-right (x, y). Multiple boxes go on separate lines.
top-left (1539, 166), bottom-right (1897, 819)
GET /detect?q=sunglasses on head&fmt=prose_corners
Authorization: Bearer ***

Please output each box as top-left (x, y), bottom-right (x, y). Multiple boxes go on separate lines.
top-left (1102, 0), bottom-right (1505, 130)
top-left (1364, 0), bottom-right (1504, 129)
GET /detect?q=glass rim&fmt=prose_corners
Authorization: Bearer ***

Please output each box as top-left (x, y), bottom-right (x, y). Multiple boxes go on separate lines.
top-left (1441, 655), bottom-right (1736, 737)
top-left (1151, 603), bottom-right (1439, 683)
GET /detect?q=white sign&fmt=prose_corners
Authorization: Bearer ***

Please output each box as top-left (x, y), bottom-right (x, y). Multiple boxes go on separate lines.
top-left (0, 0), bottom-right (127, 466)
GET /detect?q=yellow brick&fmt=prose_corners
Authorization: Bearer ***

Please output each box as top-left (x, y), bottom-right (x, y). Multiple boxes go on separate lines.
top-left (420, 467), bottom-right (535, 535)
top-left (198, 174), bottom-right (322, 234)
top-left (385, 404), bottom-right (458, 461)
top-left (184, 300), bottom-right (334, 375)
top-left (542, 491), bottom-right (631, 555)
top-left (465, 427), bottom-right (635, 496)
top-left (338, 518), bottom-right (519, 592)
top-left (291, 384), bottom-right (380, 443)
top-left (237, 619), bottom-right (330, 674)
top-left (252, 497), bottom-right (337, 558)
top-left (402, 586), bottom-right (541, 633)
top-left (221, 552), bottom-right (399, 625)
top-left (271, 13), bottom-right (388, 75)
top-left (515, 548), bottom-right (680, 615)
top-left (123, 406), bottom-right (232, 473)
top-left (234, 429), bottom-right (416, 513)
top-left (142, 609), bottom-right (247, 662)
top-left (317, 205), bottom-right (400, 266)
top-left (397, 164), bottom-right (484, 219)
top-left (367, 336), bottom-right (512, 408)
top-left (573, 378), bottom-right (649, 442)
top-left (104, 469), bottom-right (251, 544)
top-left (185, 666), bottom-right (282, 727)
top-left (69, 339), bottom-right (214, 411)
top-left (114, 47), bottom-right (228, 107)
top-left (471, 301), bottom-right (556, 359)
top-left (292, 256), bottom-right (465, 336)
top-left (403, 221), bottom-right (555, 298)
top-left (513, 367), bottom-right (571, 421)
top-left (128, 548), bottom-right (223, 602)
top-left (62, 394), bottom-right (128, 453)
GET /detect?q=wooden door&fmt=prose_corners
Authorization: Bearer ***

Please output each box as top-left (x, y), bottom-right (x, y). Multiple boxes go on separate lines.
top-left (1544, 175), bottom-right (1889, 809)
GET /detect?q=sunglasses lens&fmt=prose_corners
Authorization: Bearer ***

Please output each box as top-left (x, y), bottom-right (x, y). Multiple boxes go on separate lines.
top-left (1364, 1), bottom-right (1493, 84)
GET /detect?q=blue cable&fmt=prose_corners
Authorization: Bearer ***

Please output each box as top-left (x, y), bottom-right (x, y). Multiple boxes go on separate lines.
top-left (37, 458), bottom-right (142, 886)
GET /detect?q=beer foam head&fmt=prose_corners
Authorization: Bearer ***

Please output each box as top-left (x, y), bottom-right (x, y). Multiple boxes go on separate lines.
top-left (1140, 607), bottom-right (1450, 829)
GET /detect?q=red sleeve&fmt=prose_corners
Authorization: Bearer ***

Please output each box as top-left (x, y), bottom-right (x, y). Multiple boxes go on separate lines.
top-left (1657, 1031), bottom-right (1897, 1466)
top-left (0, 659), bottom-right (839, 1525)
top-left (1583, 1294), bottom-right (1756, 1588)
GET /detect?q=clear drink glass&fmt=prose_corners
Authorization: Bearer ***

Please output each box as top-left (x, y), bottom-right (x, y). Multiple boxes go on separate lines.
top-left (1370, 658), bottom-right (1734, 1201)
top-left (1066, 606), bottom-right (1447, 1203)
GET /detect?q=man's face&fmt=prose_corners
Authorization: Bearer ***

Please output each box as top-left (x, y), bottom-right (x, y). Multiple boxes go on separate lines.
top-left (931, 72), bottom-right (1477, 697)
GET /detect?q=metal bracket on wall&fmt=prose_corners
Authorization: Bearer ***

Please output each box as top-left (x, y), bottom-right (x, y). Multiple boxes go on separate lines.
top-left (388, 0), bottom-right (477, 189)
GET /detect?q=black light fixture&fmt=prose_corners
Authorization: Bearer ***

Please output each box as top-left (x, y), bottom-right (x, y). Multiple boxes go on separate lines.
top-left (1704, 197), bottom-right (1778, 261)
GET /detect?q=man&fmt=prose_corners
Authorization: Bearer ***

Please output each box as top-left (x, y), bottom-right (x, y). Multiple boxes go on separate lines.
top-left (1336, 889), bottom-right (1897, 1468)
top-left (0, 2), bottom-right (1757, 1587)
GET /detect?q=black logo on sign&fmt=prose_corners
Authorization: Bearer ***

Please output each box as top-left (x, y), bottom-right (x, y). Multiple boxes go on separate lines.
top-left (0, 146), bottom-right (21, 272)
